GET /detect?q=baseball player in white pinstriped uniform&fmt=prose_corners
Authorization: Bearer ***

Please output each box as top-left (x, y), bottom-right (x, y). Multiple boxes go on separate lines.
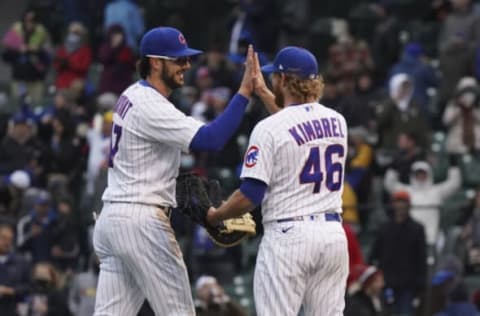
top-left (207, 46), bottom-right (349, 316)
top-left (93, 27), bottom-right (257, 316)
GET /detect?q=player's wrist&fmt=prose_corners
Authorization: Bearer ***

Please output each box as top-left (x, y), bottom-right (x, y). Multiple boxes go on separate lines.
top-left (237, 88), bottom-right (252, 99)
top-left (207, 207), bottom-right (222, 226)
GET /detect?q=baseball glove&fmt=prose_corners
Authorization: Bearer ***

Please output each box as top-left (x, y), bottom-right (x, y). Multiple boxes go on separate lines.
top-left (175, 172), bottom-right (256, 247)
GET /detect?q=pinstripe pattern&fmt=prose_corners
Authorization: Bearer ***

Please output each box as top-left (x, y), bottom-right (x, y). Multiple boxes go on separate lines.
top-left (241, 103), bottom-right (349, 315)
top-left (254, 220), bottom-right (348, 316)
top-left (93, 202), bottom-right (195, 316)
top-left (94, 81), bottom-right (204, 315)
top-left (240, 103), bottom-right (348, 223)
top-left (102, 82), bottom-right (204, 207)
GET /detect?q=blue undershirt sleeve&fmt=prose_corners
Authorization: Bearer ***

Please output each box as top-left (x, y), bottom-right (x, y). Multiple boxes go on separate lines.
top-left (239, 178), bottom-right (267, 206)
top-left (189, 93), bottom-right (249, 151)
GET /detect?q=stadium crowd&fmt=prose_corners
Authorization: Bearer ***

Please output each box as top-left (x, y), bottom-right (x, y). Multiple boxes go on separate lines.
top-left (1, 0), bottom-right (480, 315)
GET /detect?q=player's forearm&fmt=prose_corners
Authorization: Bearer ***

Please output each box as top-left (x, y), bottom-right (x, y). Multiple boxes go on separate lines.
top-left (256, 86), bottom-right (280, 114)
top-left (209, 189), bottom-right (255, 224)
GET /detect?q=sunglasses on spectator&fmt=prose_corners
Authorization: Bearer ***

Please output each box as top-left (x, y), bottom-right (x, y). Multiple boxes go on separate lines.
top-left (147, 55), bottom-right (192, 66)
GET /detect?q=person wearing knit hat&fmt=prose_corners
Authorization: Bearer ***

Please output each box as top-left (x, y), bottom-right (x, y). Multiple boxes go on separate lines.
top-left (193, 275), bottom-right (248, 316)
top-left (0, 170), bottom-right (31, 221)
top-left (370, 189), bottom-right (427, 315)
top-left (345, 264), bottom-right (387, 316)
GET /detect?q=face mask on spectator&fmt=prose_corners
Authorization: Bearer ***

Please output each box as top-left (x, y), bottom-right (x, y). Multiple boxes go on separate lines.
top-left (65, 33), bottom-right (81, 53)
top-left (33, 279), bottom-right (53, 293)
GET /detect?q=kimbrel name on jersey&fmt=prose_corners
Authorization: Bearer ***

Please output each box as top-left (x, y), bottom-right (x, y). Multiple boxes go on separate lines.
top-left (288, 117), bottom-right (345, 146)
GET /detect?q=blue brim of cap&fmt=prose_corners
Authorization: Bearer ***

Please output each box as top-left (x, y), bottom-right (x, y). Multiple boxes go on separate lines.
top-left (431, 270), bottom-right (454, 285)
top-left (170, 48), bottom-right (203, 57)
top-left (261, 63), bottom-right (275, 74)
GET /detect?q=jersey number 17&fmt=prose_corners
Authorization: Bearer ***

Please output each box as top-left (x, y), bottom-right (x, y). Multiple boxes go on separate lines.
top-left (299, 144), bottom-right (344, 193)
top-left (108, 123), bottom-right (122, 168)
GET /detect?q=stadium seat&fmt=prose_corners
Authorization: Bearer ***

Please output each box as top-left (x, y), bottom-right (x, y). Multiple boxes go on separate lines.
top-left (460, 154), bottom-right (480, 188)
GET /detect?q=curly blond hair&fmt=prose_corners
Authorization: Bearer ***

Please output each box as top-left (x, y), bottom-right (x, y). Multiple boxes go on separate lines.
top-left (283, 74), bottom-right (324, 103)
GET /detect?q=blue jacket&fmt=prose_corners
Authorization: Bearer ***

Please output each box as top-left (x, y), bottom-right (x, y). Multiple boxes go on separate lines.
top-left (435, 302), bottom-right (479, 316)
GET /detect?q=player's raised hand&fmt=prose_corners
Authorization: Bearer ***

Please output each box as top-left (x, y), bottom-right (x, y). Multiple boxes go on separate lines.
top-left (238, 45), bottom-right (255, 98)
top-left (252, 52), bottom-right (268, 94)
top-left (252, 51), bottom-right (280, 114)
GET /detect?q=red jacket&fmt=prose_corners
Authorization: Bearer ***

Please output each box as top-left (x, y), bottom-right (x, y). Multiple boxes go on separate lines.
top-left (53, 45), bottom-right (92, 89)
top-left (344, 223), bottom-right (365, 286)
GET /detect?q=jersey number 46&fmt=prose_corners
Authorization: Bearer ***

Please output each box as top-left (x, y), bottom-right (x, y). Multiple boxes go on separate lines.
top-left (299, 144), bottom-right (344, 193)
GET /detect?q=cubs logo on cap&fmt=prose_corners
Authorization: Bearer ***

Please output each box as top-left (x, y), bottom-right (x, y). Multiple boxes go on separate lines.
top-left (140, 27), bottom-right (203, 58)
top-left (245, 146), bottom-right (259, 168)
top-left (178, 33), bottom-right (186, 45)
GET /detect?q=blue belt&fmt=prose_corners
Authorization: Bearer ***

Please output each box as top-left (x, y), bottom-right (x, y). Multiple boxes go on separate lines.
top-left (276, 213), bottom-right (341, 223)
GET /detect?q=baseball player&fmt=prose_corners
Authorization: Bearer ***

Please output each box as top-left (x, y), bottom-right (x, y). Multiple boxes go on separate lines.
top-left (92, 27), bottom-right (257, 316)
top-left (207, 47), bottom-right (349, 316)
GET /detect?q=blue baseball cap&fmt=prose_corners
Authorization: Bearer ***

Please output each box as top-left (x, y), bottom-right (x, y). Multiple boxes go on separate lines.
top-left (140, 27), bottom-right (203, 58)
top-left (261, 46), bottom-right (318, 79)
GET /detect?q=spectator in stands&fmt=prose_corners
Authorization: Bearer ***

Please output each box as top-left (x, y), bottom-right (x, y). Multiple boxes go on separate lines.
top-left (194, 275), bottom-right (248, 316)
top-left (429, 254), bottom-right (465, 314)
top-left (336, 70), bottom-right (379, 130)
top-left (1, 10), bottom-right (51, 106)
top-left (17, 190), bottom-right (57, 263)
top-left (47, 110), bottom-right (83, 193)
top-left (0, 223), bottom-right (31, 316)
top-left (369, 191), bottom-right (427, 316)
top-left (104, 0), bottom-right (145, 51)
top-left (191, 87), bottom-right (242, 192)
top-left (376, 73), bottom-right (430, 151)
top-left (50, 196), bottom-right (79, 273)
top-left (385, 160), bottom-right (461, 249)
top-left (389, 42), bottom-right (438, 117)
top-left (370, 2), bottom-right (403, 81)
top-left (228, 0), bottom-right (278, 56)
top-left (434, 281), bottom-right (479, 316)
top-left (0, 113), bottom-right (47, 178)
top-left (36, 91), bottom-right (73, 142)
top-left (472, 289), bottom-right (480, 312)
top-left (188, 43), bottom-right (237, 93)
top-left (342, 182), bottom-right (360, 228)
top-left (85, 111), bottom-right (112, 212)
top-left (326, 43), bottom-right (348, 80)
top-left (459, 190), bottom-right (480, 272)
top-left (189, 224), bottom-right (239, 284)
top-left (344, 223), bottom-right (365, 288)
top-left (22, 262), bottom-right (71, 316)
top-left (443, 77), bottom-right (480, 155)
top-left (53, 22), bottom-right (92, 93)
top-left (387, 132), bottom-right (427, 184)
top-left (0, 170), bottom-right (30, 221)
top-left (68, 254), bottom-right (98, 316)
top-left (345, 264), bottom-right (387, 316)
top-left (321, 75), bottom-right (342, 109)
top-left (97, 24), bottom-right (135, 95)
top-left (346, 127), bottom-right (374, 192)
top-left (438, 0), bottom-right (480, 105)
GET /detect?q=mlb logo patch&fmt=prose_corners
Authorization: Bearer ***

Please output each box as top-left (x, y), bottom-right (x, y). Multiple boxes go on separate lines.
top-left (245, 145), bottom-right (259, 168)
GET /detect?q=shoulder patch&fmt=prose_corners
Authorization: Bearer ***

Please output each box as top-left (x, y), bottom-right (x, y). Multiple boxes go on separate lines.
top-left (244, 145), bottom-right (259, 168)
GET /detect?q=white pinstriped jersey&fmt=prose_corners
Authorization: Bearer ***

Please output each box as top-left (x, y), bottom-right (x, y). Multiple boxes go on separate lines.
top-left (240, 103), bottom-right (348, 223)
top-left (102, 81), bottom-right (204, 207)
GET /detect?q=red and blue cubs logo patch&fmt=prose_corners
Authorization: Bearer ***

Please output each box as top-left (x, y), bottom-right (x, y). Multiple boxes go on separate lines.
top-left (245, 145), bottom-right (259, 168)
top-left (178, 33), bottom-right (186, 44)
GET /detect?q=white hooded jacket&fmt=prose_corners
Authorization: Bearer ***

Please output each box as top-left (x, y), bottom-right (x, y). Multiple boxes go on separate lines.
top-left (384, 161), bottom-right (461, 245)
